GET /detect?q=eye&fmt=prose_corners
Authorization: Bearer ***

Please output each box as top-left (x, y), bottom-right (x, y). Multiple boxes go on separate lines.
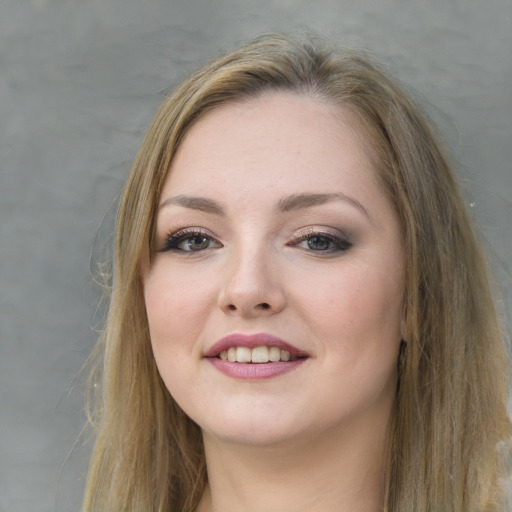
top-left (291, 229), bottom-right (352, 254)
top-left (160, 229), bottom-right (221, 253)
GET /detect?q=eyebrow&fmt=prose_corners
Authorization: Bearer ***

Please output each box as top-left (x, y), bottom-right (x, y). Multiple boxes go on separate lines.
top-left (278, 192), bottom-right (370, 219)
top-left (159, 195), bottom-right (225, 215)
top-left (159, 192), bottom-right (370, 219)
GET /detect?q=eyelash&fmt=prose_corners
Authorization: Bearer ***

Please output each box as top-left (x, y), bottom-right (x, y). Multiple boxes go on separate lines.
top-left (159, 228), bottom-right (353, 254)
top-left (160, 228), bottom-right (221, 253)
top-left (289, 228), bottom-right (353, 254)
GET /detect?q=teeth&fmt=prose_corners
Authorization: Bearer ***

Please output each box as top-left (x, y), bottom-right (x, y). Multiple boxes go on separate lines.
top-left (218, 346), bottom-right (298, 363)
top-left (251, 346), bottom-right (269, 363)
top-left (281, 349), bottom-right (291, 362)
top-left (269, 347), bottom-right (281, 362)
top-left (236, 346), bottom-right (252, 363)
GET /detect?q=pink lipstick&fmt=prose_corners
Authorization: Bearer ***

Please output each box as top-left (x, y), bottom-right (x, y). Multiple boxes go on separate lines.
top-left (205, 333), bottom-right (308, 380)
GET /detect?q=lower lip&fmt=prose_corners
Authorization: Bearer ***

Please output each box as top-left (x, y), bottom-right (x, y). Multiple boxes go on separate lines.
top-left (207, 358), bottom-right (307, 380)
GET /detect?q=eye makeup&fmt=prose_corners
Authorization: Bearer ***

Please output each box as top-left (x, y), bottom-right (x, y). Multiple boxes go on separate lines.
top-left (288, 227), bottom-right (353, 254)
top-left (159, 228), bottom-right (221, 253)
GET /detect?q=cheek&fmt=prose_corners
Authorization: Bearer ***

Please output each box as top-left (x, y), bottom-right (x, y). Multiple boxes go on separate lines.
top-left (144, 263), bottom-right (213, 339)
top-left (300, 263), bottom-right (401, 325)
top-left (293, 259), bottom-right (403, 365)
top-left (143, 266), bottom-right (218, 399)
top-left (143, 266), bottom-right (209, 394)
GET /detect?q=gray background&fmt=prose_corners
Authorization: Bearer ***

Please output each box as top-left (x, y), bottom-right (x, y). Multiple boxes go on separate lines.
top-left (1, 1), bottom-right (511, 510)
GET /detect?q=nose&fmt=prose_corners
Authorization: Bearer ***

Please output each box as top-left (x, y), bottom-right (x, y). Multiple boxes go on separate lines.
top-left (217, 245), bottom-right (286, 318)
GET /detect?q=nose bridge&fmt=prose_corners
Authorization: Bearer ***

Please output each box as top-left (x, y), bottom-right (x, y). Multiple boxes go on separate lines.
top-left (219, 235), bottom-right (284, 316)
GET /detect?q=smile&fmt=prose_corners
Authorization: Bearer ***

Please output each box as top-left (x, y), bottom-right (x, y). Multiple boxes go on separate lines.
top-left (218, 346), bottom-right (300, 363)
top-left (205, 333), bottom-right (309, 379)
top-left (205, 332), bottom-right (308, 360)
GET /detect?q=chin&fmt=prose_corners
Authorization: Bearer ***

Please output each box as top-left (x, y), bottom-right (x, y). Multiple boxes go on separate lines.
top-left (191, 406), bottom-right (307, 448)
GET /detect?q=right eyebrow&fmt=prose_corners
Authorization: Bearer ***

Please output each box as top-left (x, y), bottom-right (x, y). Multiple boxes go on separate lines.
top-left (158, 195), bottom-right (225, 215)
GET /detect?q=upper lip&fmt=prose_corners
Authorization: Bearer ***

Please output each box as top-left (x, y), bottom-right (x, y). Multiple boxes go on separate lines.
top-left (204, 333), bottom-right (309, 358)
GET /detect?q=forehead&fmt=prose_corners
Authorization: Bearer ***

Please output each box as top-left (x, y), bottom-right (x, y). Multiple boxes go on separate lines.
top-left (164, 92), bottom-right (380, 194)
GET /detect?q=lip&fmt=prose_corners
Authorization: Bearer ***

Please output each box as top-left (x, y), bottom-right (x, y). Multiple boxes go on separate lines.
top-left (204, 333), bottom-right (309, 380)
top-left (208, 357), bottom-right (307, 380)
top-left (204, 333), bottom-right (309, 358)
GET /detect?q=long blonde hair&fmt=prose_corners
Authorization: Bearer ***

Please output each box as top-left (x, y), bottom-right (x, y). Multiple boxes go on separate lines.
top-left (82, 33), bottom-right (511, 511)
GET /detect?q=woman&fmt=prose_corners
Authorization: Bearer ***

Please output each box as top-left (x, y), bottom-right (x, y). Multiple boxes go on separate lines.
top-left (82, 34), bottom-right (511, 511)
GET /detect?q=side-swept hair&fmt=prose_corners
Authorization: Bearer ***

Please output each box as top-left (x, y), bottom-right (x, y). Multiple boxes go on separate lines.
top-left (82, 33), bottom-right (511, 512)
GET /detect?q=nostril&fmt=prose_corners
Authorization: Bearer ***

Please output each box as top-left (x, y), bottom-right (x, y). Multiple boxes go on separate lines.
top-left (223, 301), bottom-right (276, 315)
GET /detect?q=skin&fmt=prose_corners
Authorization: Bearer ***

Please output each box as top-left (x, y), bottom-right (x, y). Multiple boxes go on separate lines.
top-left (143, 92), bottom-right (405, 512)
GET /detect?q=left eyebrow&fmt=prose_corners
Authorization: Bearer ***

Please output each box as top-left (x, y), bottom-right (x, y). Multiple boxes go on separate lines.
top-left (278, 192), bottom-right (371, 219)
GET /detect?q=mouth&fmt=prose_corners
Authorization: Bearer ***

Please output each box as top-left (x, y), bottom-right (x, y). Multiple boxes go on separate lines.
top-left (204, 333), bottom-right (309, 367)
top-left (206, 337), bottom-right (308, 380)
top-left (217, 346), bottom-right (301, 363)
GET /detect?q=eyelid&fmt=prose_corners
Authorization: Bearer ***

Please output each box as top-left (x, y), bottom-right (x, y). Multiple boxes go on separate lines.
top-left (293, 226), bottom-right (350, 240)
top-left (158, 227), bottom-right (221, 253)
top-left (289, 226), bottom-right (353, 252)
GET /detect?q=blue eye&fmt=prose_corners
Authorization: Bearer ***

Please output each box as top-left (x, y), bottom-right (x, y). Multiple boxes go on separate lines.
top-left (293, 230), bottom-right (352, 253)
top-left (304, 235), bottom-right (333, 251)
top-left (161, 230), bottom-right (221, 253)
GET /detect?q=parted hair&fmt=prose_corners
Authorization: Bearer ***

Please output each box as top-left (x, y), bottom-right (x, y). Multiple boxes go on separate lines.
top-left (82, 33), bottom-right (511, 512)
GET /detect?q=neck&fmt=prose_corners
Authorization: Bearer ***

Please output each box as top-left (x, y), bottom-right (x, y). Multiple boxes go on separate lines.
top-left (196, 419), bottom-right (389, 512)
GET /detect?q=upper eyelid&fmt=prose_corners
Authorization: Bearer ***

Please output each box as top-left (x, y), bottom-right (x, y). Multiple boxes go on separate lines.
top-left (157, 224), bottom-right (352, 247)
top-left (289, 227), bottom-right (353, 250)
top-left (167, 226), bottom-right (211, 235)
top-left (159, 225), bottom-right (350, 239)
top-left (292, 225), bottom-right (350, 239)
top-left (161, 226), bottom-right (215, 239)
top-left (157, 227), bottom-right (220, 252)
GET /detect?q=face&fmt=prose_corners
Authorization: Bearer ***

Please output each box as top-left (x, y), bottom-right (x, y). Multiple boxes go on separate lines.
top-left (143, 93), bottom-right (405, 448)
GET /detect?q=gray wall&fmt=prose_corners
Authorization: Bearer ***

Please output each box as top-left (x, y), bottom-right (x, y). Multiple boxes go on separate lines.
top-left (1, 1), bottom-right (511, 510)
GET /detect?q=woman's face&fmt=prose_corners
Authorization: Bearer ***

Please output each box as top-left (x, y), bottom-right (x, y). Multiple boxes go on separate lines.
top-left (143, 93), bottom-right (405, 447)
